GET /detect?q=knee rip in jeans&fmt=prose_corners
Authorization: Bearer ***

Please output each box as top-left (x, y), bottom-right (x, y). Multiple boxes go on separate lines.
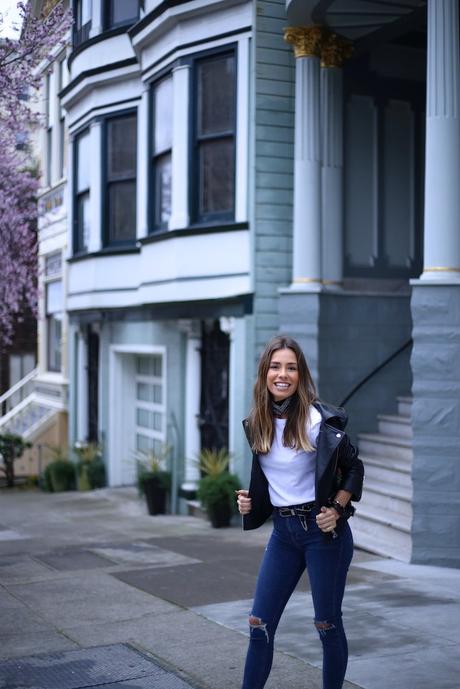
top-left (314, 619), bottom-right (336, 638)
top-left (249, 615), bottom-right (269, 643)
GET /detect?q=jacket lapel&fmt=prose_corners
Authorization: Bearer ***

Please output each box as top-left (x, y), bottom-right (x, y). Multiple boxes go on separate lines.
top-left (315, 422), bottom-right (344, 484)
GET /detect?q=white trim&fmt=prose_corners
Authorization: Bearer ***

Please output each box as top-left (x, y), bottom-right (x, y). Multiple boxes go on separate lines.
top-left (235, 35), bottom-right (249, 223)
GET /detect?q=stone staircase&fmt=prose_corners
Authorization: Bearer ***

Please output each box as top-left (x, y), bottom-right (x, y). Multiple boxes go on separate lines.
top-left (352, 396), bottom-right (413, 562)
top-left (0, 370), bottom-right (61, 442)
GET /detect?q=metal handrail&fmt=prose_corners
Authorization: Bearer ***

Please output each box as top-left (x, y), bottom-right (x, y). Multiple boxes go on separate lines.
top-left (0, 368), bottom-right (38, 407)
top-left (339, 339), bottom-right (413, 408)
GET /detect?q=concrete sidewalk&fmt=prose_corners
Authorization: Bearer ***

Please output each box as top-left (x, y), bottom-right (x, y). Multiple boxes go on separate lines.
top-left (0, 487), bottom-right (458, 689)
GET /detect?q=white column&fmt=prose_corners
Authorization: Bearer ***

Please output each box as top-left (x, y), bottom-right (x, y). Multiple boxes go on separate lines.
top-left (76, 330), bottom-right (88, 442)
top-left (235, 36), bottom-right (250, 223)
top-left (321, 34), bottom-right (350, 285)
top-left (423, 0), bottom-right (460, 280)
top-left (88, 120), bottom-right (102, 253)
top-left (51, 64), bottom-right (60, 185)
top-left (180, 321), bottom-right (201, 492)
top-left (137, 87), bottom-right (149, 239)
top-left (285, 27), bottom-right (323, 287)
top-left (169, 64), bottom-right (190, 230)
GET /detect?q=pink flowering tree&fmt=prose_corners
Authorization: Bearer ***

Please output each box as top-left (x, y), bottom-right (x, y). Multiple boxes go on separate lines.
top-left (0, 1), bottom-right (72, 348)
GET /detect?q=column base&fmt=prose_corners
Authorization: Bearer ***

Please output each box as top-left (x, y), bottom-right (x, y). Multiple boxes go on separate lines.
top-left (410, 281), bottom-right (460, 567)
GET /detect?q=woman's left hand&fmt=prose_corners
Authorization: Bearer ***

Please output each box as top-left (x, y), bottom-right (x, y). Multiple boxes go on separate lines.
top-left (316, 506), bottom-right (339, 533)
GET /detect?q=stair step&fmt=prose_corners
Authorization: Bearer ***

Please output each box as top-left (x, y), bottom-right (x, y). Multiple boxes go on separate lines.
top-left (363, 475), bottom-right (412, 501)
top-left (358, 433), bottom-right (413, 461)
top-left (359, 489), bottom-right (412, 519)
top-left (352, 519), bottom-right (412, 562)
top-left (361, 453), bottom-right (411, 473)
top-left (363, 463), bottom-right (412, 488)
top-left (377, 414), bottom-right (413, 439)
top-left (352, 507), bottom-right (412, 561)
top-left (354, 501), bottom-right (412, 533)
top-left (397, 396), bottom-right (412, 418)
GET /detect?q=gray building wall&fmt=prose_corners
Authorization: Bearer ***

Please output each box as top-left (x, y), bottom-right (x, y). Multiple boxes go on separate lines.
top-left (253, 0), bottom-right (295, 355)
top-left (279, 291), bottom-right (412, 442)
top-left (411, 284), bottom-right (460, 567)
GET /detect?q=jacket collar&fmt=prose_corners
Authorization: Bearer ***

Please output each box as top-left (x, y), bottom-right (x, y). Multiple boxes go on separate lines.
top-left (313, 400), bottom-right (348, 431)
top-left (242, 399), bottom-right (347, 450)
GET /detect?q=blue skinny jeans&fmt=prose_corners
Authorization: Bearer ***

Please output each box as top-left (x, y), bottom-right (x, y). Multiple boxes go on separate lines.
top-left (241, 509), bottom-right (353, 689)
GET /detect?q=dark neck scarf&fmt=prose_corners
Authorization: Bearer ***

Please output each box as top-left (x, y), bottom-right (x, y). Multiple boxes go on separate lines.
top-left (272, 395), bottom-right (293, 417)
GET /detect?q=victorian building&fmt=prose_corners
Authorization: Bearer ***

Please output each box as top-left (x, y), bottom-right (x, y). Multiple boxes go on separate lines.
top-left (3, 0), bottom-right (458, 567)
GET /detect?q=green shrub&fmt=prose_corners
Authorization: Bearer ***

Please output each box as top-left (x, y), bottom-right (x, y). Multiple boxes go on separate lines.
top-left (48, 460), bottom-right (76, 492)
top-left (41, 464), bottom-right (54, 492)
top-left (86, 458), bottom-right (106, 489)
top-left (197, 472), bottom-right (240, 513)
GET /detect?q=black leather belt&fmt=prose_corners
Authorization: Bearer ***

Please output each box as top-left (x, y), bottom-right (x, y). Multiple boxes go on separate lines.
top-left (277, 501), bottom-right (315, 517)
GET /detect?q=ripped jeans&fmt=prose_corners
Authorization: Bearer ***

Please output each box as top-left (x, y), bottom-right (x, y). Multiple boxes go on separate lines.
top-left (241, 509), bottom-right (353, 689)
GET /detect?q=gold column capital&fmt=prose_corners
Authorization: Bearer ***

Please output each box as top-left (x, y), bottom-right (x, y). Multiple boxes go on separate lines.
top-left (284, 26), bottom-right (324, 59)
top-left (321, 33), bottom-right (353, 68)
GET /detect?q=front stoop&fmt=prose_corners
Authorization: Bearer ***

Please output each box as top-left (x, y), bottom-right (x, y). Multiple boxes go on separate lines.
top-left (352, 396), bottom-right (413, 562)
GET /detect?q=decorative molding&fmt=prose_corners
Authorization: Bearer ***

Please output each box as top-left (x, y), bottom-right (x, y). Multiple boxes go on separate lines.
top-left (293, 277), bottom-right (322, 284)
top-left (284, 26), bottom-right (323, 59)
top-left (321, 33), bottom-right (353, 69)
top-left (424, 266), bottom-right (460, 272)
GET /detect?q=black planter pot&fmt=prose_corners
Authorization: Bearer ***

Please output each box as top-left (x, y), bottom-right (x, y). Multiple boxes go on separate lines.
top-left (143, 477), bottom-right (167, 515)
top-left (208, 502), bottom-right (232, 528)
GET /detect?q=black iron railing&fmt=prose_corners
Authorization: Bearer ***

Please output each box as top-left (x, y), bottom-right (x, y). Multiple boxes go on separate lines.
top-left (339, 338), bottom-right (413, 408)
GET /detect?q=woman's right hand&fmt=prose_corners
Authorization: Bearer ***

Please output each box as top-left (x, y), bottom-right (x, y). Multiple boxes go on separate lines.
top-left (235, 489), bottom-right (252, 515)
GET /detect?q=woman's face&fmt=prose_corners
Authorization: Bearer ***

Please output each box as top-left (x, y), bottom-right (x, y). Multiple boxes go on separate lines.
top-left (266, 348), bottom-right (299, 401)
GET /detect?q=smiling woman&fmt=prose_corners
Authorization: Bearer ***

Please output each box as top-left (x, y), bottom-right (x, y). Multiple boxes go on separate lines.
top-left (236, 334), bottom-right (364, 689)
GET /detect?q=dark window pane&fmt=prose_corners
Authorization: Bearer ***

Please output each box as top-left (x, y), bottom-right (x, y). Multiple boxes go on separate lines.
top-left (154, 154), bottom-right (171, 227)
top-left (154, 77), bottom-right (173, 154)
top-left (198, 55), bottom-right (235, 136)
top-left (108, 116), bottom-right (137, 179)
top-left (46, 128), bottom-right (52, 186)
top-left (110, 0), bottom-right (138, 26)
top-left (76, 192), bottom-right (90, 252)
top-left (77, 0), bottom-right (92, 27)
top-left (199, 138), bottom-right (234, 216)
top-left (47, 314), bottom-right (62, 372)
top-left (108, 180), bottom-right (136, 242)
top-left (77, 130), bottom-right (90, 191)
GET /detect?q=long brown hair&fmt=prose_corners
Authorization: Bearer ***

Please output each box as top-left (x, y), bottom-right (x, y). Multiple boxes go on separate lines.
top-left (248, 335), bottom-right (317, 454)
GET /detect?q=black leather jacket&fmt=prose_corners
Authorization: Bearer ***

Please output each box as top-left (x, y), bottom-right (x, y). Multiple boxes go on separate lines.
top-left (242, 400), bottom-right (364, 531)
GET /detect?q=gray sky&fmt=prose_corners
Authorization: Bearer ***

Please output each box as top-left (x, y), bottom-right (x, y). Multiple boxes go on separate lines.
top-left (0, 1), bottom-right (23, 39)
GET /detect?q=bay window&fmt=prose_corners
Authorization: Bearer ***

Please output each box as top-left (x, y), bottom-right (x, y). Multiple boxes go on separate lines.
top-left (151, 76), bottom-right (172, 231)
top-left (104, 0), bottom-right (139, 29)
top-left (192, 51), bottom-right (236, 223)
top-left (45, 252), bottom-right (63, 373)
top-left (73, 0), bottom-right (92, 46)
top-left (74, 128), bottom-right (90, 254)
top-left (104, 111), bottom-right (137, 246)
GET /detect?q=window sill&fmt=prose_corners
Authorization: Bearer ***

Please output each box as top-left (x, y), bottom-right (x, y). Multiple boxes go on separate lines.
top-left (140, 221), bottom-right (248, 245)
top-left (68, 245), bottom-right (140, 263)
top-left (68, 24), bottom-right (137, 68)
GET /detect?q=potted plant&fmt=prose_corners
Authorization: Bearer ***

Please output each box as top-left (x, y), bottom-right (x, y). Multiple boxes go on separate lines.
top-left (197, 448), bottom-right (240, 528)
top-left (135, 445), bottom-right (171, 515)
top-left (45, 446), bottom-right (76, 492)
top-left (74, 441), bottom-right (106, 490)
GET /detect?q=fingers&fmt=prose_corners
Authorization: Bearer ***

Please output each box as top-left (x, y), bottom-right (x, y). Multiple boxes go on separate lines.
top-left (235, 490), bottom-right (252, 515)
top-left (316, 506), bottom-right (338, 533)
